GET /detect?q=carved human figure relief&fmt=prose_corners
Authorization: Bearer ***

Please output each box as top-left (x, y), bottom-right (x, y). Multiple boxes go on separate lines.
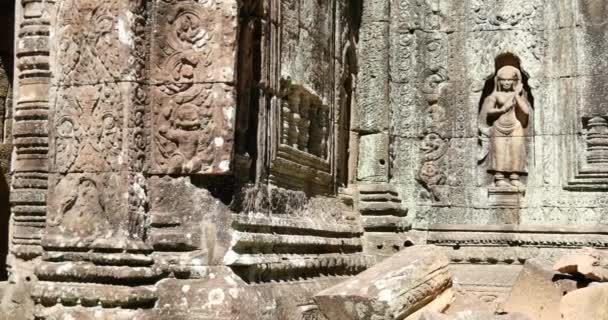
top-left (158, 102), bottom-right (214, 173)
top-left (478, 65), bottom-right (531, 188)
top-left (150, 1), bottom-right (236, 175)
top-left (53, 177), bottom-right (111, 239)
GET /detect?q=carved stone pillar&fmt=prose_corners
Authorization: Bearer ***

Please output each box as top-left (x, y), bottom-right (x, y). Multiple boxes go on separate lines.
top-left (11, 0), bottom-right (54, 261)
top-left (30, 1), bottom-right (158, 318)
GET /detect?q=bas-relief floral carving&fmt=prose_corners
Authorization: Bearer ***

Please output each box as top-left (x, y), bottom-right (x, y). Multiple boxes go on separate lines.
top-left (54, 85), bottom-right (124, 173)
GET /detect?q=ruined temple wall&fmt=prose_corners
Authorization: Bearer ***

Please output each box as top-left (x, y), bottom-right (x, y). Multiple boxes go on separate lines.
top-left (3, 0), bottom-right (368, 318)
top-left (356, 0), bottom-right (608, 226)
top-left (355, 0), bottom-right (608, 303)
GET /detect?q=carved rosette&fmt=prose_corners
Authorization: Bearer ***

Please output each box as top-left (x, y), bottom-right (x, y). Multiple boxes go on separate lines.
top-left (150, 0), bottom-right (236, 175)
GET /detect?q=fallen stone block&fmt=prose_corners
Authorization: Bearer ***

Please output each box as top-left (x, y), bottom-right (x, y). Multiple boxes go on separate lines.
top-left (554, 248), bottom-right (608, 281)
top-left (505, 258), bottom-right (586, 320)
top-left (560, 283), bottom-right (608, 320)
top-left (314, 245), bottom-right (452, 320)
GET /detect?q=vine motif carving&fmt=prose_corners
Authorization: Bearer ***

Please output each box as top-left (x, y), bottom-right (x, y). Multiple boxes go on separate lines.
top-left (417, 67), bottom-right (449, 202)
top-left (129, 1), bottom-right (149, 240)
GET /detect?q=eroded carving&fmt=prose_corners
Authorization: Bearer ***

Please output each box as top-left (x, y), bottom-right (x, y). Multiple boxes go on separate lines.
top-left (53, 177), bottom-right (110, 239)
top-left (470, 0), bottom-right (543, 31)
top-left (47, 174), bottom-right (127, 245)
top-left (54, 0), bottom-right (145, 84)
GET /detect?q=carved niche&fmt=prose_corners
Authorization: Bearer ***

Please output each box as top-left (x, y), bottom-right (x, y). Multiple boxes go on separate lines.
top-left (150, 0), bottom-right (236, 175)
top-left (478, 63), bottom-right (532, 207)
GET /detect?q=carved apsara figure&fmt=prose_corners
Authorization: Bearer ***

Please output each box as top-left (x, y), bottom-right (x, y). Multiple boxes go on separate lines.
top-left (479, 65), bottom-right (531, 188)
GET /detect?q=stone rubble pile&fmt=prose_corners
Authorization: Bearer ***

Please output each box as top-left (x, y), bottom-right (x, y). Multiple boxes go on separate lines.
top-left (310, 246), bottom-right (608, 320)
top-left (503, 247), bottom-right (608, 320)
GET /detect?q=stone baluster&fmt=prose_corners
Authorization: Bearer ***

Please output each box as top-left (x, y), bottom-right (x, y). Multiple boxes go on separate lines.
top-left (298, 94), bottom-right (310, 152)
top-left (319, 106), bottom-right (329, 159)
top-left (288, 92), bottom-right (300, 147)
top-left (307, 103), bottom-right (320, 156)
top-left (281, 97), bottom-right (291, 145)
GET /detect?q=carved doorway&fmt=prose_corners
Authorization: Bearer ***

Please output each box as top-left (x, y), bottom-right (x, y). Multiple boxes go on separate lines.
top-left (0, 0), bottom-right (15, 281)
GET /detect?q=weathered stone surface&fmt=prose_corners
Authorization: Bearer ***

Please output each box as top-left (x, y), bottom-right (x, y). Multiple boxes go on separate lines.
top-left (505, 259), bottom-right (585, 320)
top-left (420, 311), bottom-right (532, 320)
top-left (152, 266), bottom-right (348, 320)
top-left (314, 245), bottom-right (451, 320)
top-left (407, 288), bottom-right (455, 320)
top-left (449, 262), bottom-right (522, 309)
top-left (4, 0), bottom-right (608, 319)
top-left (560, 283), bottom-right (608, 320)
top-left (357, 133), bottom-right (390, 182)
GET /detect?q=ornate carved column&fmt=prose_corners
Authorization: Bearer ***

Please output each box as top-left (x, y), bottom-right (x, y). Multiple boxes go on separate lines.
top-left (30, 0), bottom-right (158, 318)
top-left (11, 0), bottom-right (54, 261)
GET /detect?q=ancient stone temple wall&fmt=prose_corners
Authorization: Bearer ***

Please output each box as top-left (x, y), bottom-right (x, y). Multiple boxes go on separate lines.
top-left (3, 0), bottom-right (608, 318)
top-left (3, 0), bottom-right (367, 319)
top-left (355, 0), bottom-right (608, 302)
